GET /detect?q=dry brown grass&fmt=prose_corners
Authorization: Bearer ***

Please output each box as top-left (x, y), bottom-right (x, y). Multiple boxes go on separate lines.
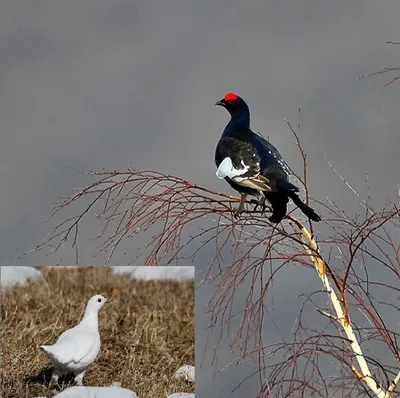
top-left (1, 266), bottom-right (194, 398)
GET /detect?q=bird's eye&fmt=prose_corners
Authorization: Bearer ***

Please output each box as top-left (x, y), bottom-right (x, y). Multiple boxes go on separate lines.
top-left (228, 100), bottom-right (235, 104)
top-left (97, 298), bottom-right (102, 302)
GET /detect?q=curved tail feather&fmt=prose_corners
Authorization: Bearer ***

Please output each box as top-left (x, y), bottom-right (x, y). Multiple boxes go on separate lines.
top-left (265, 190), bottom-right (321, 223)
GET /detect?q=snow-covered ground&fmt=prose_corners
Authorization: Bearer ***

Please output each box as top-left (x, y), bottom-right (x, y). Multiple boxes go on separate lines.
top-left (2, 267), bottom-right (195, 398)
top-left (0, 266), bottom-right (195, 287)
top-left (51, 384), bottom-right (137, 398)
top-left (34, 388), bottom-right (194, 398)
top-left (31, 363), bottom-right (195, 397)
top-left (111, 266), bottom-right (194, 281)
top-left (31, 369), bottom-right (195, 398)
top-left (34, 387), bottom-right (194, 398)
top-left (0, 266), bottom-right (43, 287)
top-left (174, 365), bottom-right (195, 383)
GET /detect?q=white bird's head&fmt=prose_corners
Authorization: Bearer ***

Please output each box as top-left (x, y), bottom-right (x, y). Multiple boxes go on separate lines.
top-left (86, 294), bottom-right (107, 312)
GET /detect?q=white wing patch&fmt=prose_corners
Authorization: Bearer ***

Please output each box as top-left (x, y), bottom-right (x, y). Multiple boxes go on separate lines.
top-left (216, 157), bottom-right (258, 181)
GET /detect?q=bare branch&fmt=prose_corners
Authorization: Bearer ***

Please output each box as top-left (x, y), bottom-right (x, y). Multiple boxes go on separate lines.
top-left (30, 118), bottom-right (400, 397)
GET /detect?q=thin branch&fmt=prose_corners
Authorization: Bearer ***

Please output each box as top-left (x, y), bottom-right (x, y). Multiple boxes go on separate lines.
top-left (291, 217), bottom-right (391, 398)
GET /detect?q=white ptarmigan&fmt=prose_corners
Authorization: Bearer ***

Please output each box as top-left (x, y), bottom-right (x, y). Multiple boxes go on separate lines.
top-left (39, 294), bottom-right (107, 387)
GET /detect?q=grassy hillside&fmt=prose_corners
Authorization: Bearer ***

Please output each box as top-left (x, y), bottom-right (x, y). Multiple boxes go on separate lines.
top-left (1, 266), bottom-right (194, 398)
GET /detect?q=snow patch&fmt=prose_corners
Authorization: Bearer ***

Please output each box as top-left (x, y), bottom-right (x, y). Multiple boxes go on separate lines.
top-left (0, 266), bottom-right (42, 287)
top-left (174, 365), bottom-right (195, 383)
top-left (48, 385), bottom-right (138, 398)
top-left (1, 266), bottom-right (194, 288)
top-left (111, 266), bottom-right (194, 281)
top-left (34, 390), bottom-right (194, 398)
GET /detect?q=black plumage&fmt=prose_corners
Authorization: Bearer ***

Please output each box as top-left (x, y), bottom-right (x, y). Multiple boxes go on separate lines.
top-left (214, 92), bottom-right (321, 223)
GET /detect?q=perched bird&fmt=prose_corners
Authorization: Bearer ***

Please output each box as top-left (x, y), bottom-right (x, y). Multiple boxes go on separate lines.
top-left (215, 92), bottom-right (321, 223)
top-left (40, 294), bottom-right (107, 387)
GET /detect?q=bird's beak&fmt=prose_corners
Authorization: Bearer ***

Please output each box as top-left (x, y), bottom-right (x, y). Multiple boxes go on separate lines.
top-left (214, 99), bottom-right (225, 107)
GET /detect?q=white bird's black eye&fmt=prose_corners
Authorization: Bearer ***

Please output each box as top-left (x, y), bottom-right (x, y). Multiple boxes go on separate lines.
top-left (228, 100), bottom-right (235, 104)
top-left (97, 298), bottom-right (102, 302)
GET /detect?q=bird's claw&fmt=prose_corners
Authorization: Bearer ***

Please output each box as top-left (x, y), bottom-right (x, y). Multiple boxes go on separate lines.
top-left (249, 198), bottom-right (267, 214)
top-left (233, 196), bottom-right (270, 219)
top-left (233, 194), bottom-right (247, 219)
top-left (249, 199), bottom-right (260, 211)
top-left (234, 209), bottom-right (243, 219)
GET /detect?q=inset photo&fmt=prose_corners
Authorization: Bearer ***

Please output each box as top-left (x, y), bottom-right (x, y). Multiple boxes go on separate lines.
top-left (0, 266), bottom-right (194, 398)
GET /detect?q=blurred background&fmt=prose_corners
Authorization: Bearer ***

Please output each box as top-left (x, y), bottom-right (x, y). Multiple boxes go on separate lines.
top-left (1, 1), bottom-right (399, 396)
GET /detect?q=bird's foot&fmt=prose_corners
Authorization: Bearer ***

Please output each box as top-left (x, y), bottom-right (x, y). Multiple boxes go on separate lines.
top-left (234, 208), bottom-right (243, 219)
top-left (48, 379), bottom-right (59, 390)
top-left (233, 194), bottom-right (247, 219)
top-left (249, 198), bottom-right (267, 214)
top-left (48, 371), bottom-right (61, 389)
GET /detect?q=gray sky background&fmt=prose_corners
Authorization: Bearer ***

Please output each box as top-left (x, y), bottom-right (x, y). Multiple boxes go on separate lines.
top-left (1, 1), bottom-right (400, 396)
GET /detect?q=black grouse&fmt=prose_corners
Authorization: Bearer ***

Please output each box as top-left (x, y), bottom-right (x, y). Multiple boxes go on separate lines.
top-left (214, 92), bottom-right (321, 223)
